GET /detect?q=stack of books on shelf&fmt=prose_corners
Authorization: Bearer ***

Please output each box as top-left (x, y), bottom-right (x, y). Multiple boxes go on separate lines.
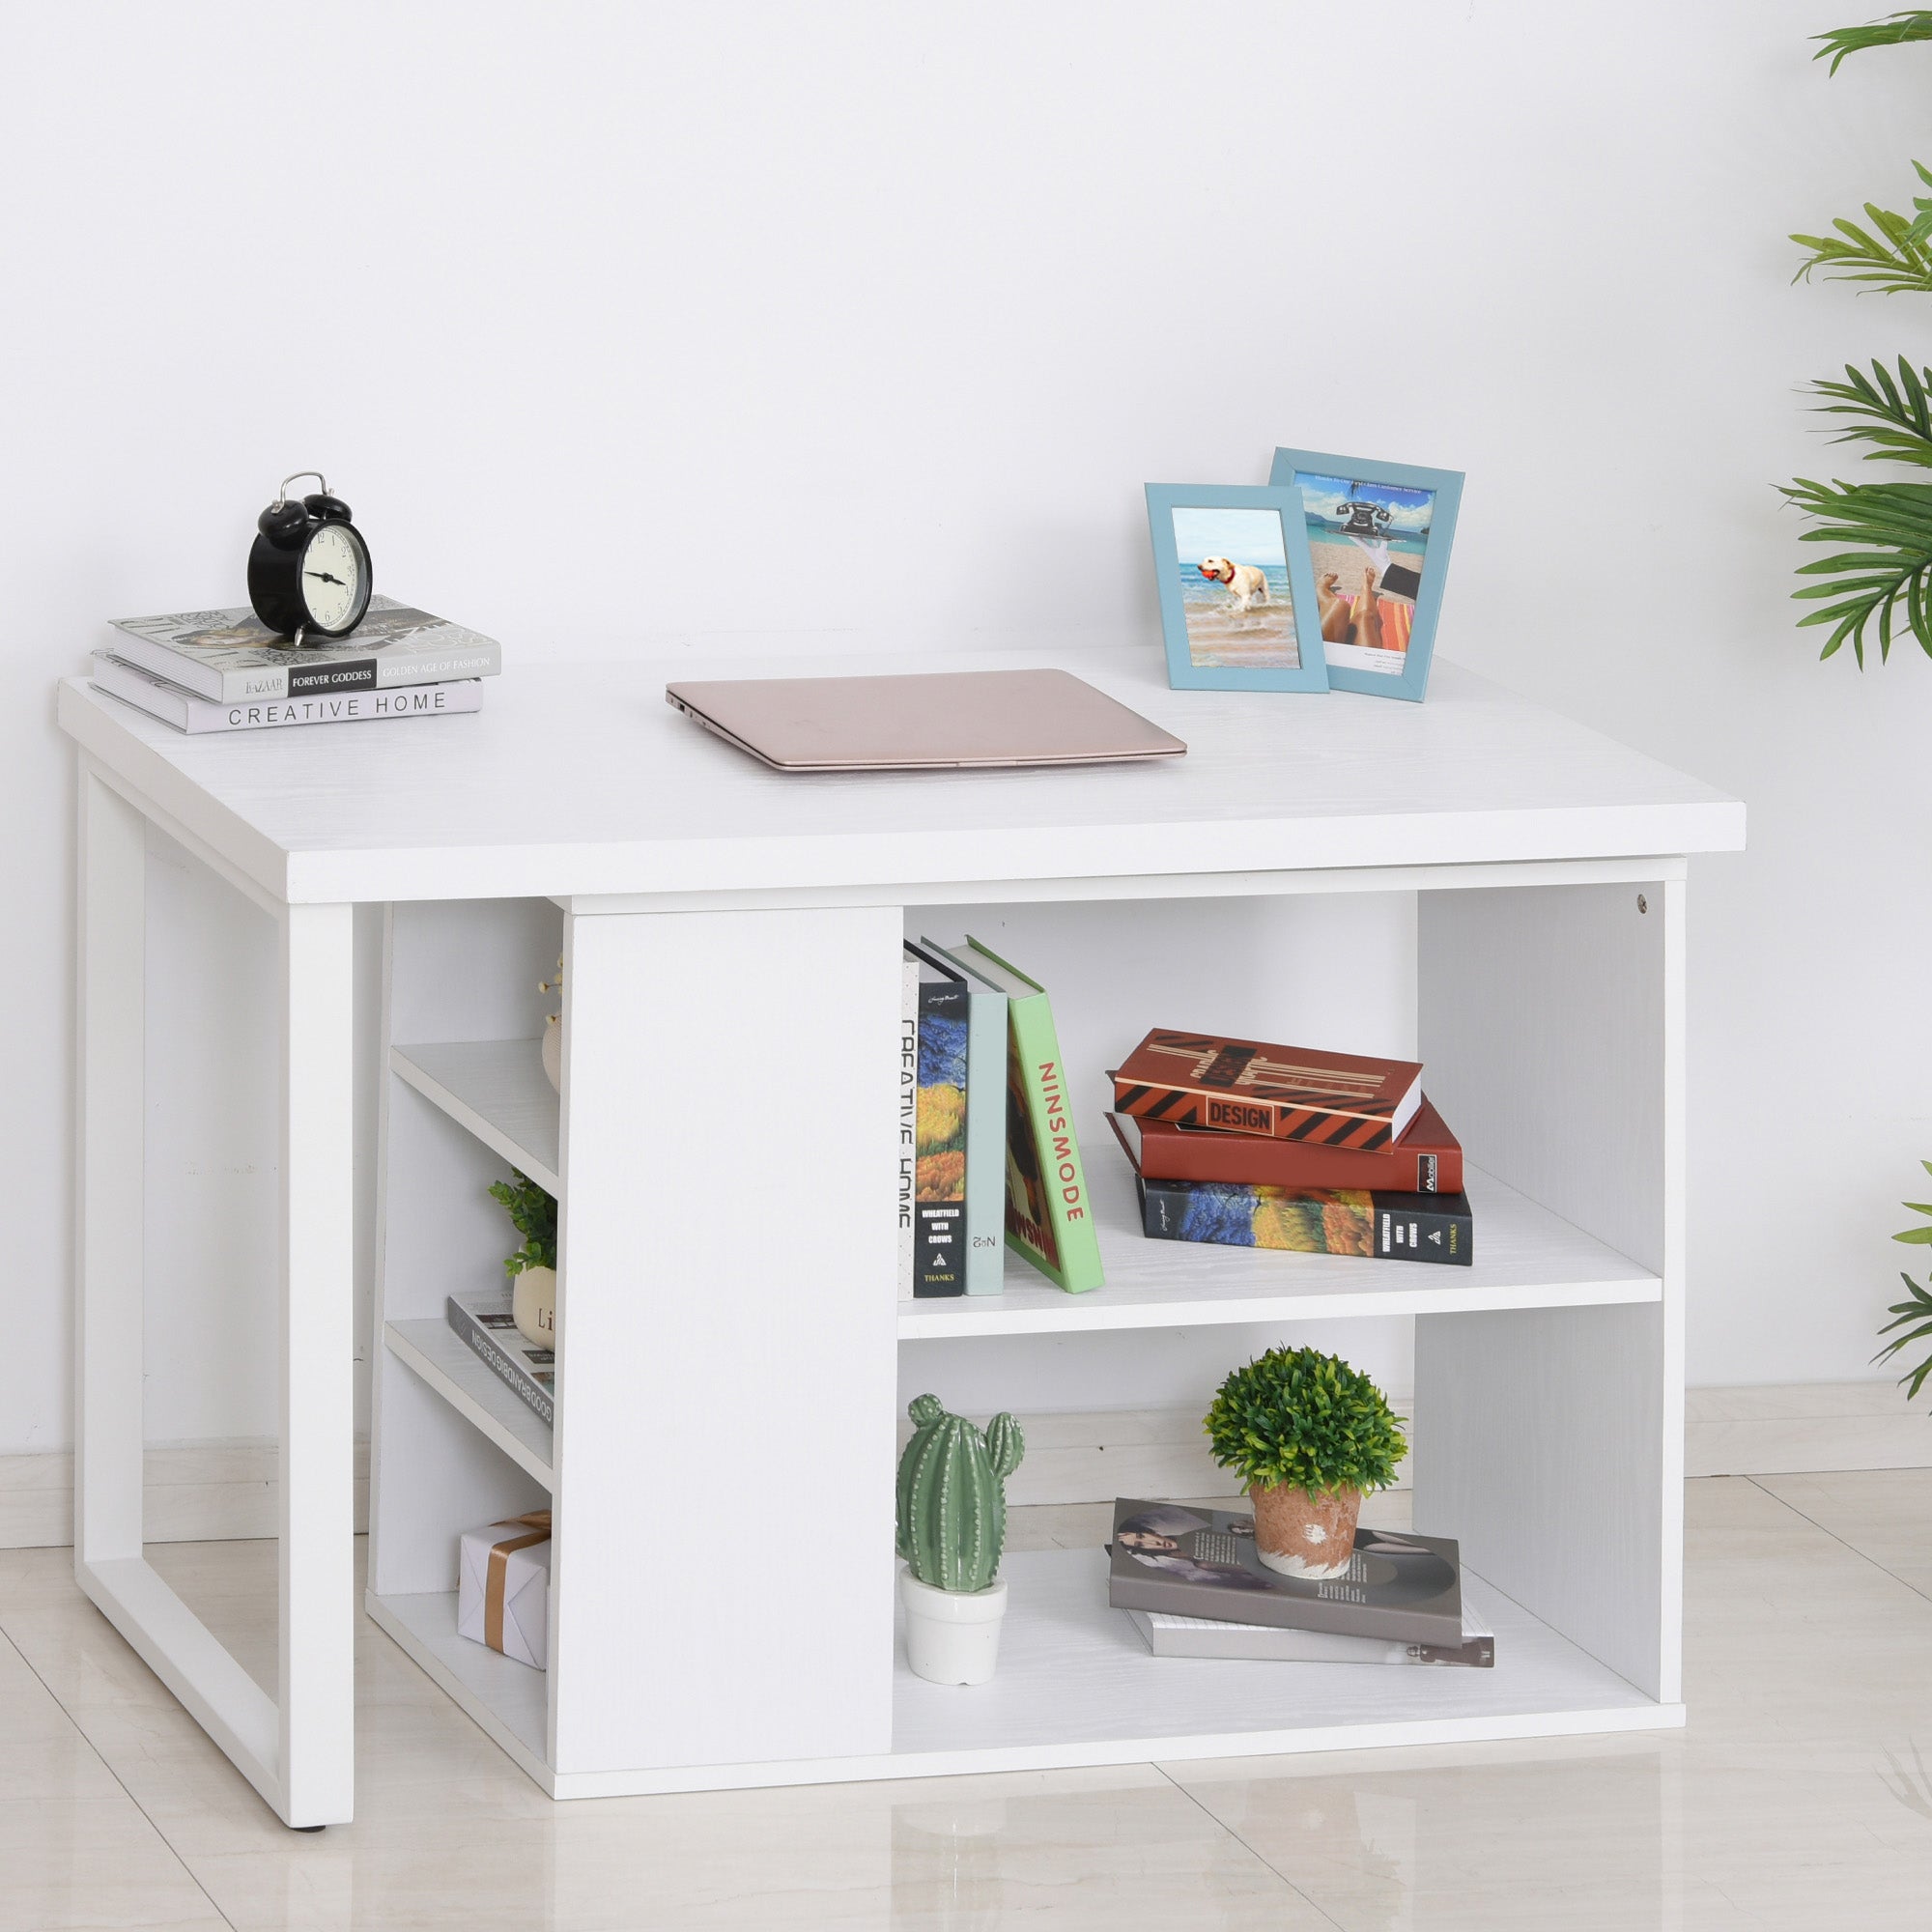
top-left (1108, 1498), bottom-right (1493, 1667)
top-left (91, 596), bottom-right (500, 734)
top-left (1108, 1029), bottom-right (1473, 1266)
top-left (900, 938), bottom-right (1104, 1299)
top-left (446, 1287), bottom-right (554, 1426)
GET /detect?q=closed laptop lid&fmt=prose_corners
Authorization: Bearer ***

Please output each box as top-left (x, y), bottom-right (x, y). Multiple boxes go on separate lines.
top-left (665, 668), bottom-right (1187, 771)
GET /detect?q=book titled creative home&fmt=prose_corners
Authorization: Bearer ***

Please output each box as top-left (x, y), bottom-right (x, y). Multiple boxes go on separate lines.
top-left (937, 938), bottom-right (1103, 1293)
top-left (1107, 1498), bottom-right (1463, 1646)
top-left (905, 944), bottom-right (969, 1296)
top-left (1113, 1029), bottom-right (1423, 1146)
top-left (91, 651), bottom-right (484, 734)
top-left (1115, 1094), bottom-right (1463, 1195)
top-left (107, 595), bottom-right (502, 703)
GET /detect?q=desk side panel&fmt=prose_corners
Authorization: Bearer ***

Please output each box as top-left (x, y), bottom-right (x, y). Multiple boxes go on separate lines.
top-left (551, 904), bottom-right (901, 1774)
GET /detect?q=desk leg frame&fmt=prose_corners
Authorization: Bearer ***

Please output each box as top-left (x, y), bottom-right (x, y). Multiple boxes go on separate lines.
top-left (73, 766), bottom-right (356, 1828)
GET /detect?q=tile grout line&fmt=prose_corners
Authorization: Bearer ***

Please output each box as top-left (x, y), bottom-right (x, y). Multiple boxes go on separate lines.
top-left (1150, 1760), bottom-right (1350, 1929)
top-left (0, 1616), bottom-right (242, 1931)
top-left (1742, 1474), bottom-right (1932, 1609)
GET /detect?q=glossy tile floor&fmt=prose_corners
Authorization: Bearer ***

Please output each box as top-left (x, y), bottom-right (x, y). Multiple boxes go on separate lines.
top-left (6, 1472), bottom-right (1932, 1929)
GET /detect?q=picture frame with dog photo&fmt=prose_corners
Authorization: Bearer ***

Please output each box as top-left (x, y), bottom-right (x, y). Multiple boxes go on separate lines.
top-left (1267, 448), bottom-right (1463, 702)
top-left (1144, 483), bottom-right (1329, 694)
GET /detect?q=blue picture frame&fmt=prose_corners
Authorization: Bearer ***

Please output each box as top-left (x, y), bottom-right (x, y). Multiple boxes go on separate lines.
top-left (1144, 483), bottom-right (1329, 694)
top-left (1267, 449), bottom-right (1463, 702)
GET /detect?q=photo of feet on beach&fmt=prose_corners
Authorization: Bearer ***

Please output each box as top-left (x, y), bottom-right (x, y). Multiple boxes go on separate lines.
top-left (1291, 472), bottom-right (1435, 676)
top-left (1169, 505), bottom-right (1300, 669)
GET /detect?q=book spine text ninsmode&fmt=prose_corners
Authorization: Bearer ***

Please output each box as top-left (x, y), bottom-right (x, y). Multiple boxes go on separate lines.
top-left (1006, 1001), bottom-right (1104, 1293)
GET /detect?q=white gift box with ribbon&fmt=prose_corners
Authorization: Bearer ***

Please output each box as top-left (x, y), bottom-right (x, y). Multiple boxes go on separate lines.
top-left (456, 1513), bottom-right (552, 1670)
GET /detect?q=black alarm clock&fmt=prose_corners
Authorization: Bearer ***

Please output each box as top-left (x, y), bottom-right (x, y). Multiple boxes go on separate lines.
top-left (247, 470), bottom-right (373, 643)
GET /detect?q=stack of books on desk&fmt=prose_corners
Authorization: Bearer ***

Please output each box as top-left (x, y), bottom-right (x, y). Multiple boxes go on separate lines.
top-left (1109, 1028), bottom-right (1473, 1265)
top-left (1108, 1497), bottom-right (1493, 1666)
top-left (92, 597), bottom-right (500, 733)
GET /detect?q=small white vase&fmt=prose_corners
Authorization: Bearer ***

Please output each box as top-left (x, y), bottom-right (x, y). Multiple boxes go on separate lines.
top-left (541, 1021), bottom-right (561, 1091)
top-left (512, 1264), bottom-right (556, 1350)
top-left (899, 1566), bottom-right (1009, 1686)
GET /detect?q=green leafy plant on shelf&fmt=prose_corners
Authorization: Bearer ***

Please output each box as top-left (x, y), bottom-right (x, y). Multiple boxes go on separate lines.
top-left (1876, 1172), bottom-right (1932, 1396)
top-left (487, 1169), bottom-right (556, 1279)
top-left (1785, 11), bottom-right (1932, 664)
top-left (1203, 1347), bottom-right (1406, 1497)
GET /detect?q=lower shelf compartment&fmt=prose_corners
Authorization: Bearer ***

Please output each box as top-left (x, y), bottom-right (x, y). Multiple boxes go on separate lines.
top-left (371, 1547), bottom-right (1677, 1802)
top-left (889, 1547), bottom-right (1672, 1763)
top-left (366, 1589), bottom-right (550, 1782)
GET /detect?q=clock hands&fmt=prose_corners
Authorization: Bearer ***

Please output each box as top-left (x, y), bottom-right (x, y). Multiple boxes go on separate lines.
top-left (305, 570), bottom-right (346, 585)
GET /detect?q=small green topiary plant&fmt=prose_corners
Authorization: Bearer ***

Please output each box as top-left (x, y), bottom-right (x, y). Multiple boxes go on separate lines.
top-left (1204, 1347), bottom-right (1406, 1497)
top-left (487, 1170), bottom-right (556, 1279)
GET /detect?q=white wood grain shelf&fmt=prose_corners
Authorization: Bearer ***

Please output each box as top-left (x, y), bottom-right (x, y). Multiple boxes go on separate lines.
top-left (902, 1156), bottom-right (1660, 1338)
top-left (384, 1546), bottom-right (1675, 1801)
top-left (390, 1038), bottom-right (559, 1194)
top-left (887, 1548), bottom-right (1675, 1767)
top-left (383, 1319), bottom-right (554, 1487)
top-left (365, 1589), bottom-right (550, 1788)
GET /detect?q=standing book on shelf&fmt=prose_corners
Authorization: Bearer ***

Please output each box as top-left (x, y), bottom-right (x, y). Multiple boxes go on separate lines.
top-left (921, 938), bottom-right (1010, 1294)
top-left (904, 944), bottom-right (969, 1297)
top-left (105, 595), bottom-right (502, 703)
top-left (1107, 1498), bottom-right (1463, 1646)
top-left (1113, 1029), bottom-right (1423, 1147)
top-left (446, 1289), bottom-right (554, 1426)
top-left (937, 937), bottom-right (1104, 1294)
top-left (896, 955), bottom-right (918, 1301)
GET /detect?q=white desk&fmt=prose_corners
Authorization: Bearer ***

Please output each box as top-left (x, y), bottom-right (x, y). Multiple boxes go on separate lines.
top-left (60, 650), bottom-right (1744, 1824)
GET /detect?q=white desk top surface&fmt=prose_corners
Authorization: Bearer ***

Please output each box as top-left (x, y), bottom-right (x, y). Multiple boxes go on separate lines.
top-left (59, 648), bottom-right (1744, 904)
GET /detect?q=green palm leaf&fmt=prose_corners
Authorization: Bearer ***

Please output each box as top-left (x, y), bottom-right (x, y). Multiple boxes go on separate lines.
top-left (1810, 357), bottom-right (1932, 466)
top-left (1876, 1272), bottom-right (1932, 1401)
top-left (1814, 11), bottom-right (1932, 73)
top-left (1792, 198), bottom-right (1932, 294)
top-left (1781, 477), bottom-right (1932, 663)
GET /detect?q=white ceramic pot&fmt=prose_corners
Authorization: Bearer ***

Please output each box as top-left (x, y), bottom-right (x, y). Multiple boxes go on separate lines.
top-left (512, 1264), bottom-right (557, 1350)
top-left (541, 1020), bottom-right (561, 1091)
top-left (899, 1566), bottom-right (1009, 1686)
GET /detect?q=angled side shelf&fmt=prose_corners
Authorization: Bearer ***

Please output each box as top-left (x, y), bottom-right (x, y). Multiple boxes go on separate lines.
top-left (390, 1039), bottom-right (560, 1194)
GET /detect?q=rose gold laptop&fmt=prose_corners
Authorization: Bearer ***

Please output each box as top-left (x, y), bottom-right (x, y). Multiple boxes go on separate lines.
top-left (665, 668), bottom-right (1187, 772)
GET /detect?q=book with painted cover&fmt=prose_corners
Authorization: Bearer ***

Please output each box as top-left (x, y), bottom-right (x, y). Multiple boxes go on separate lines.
top-left (106, 595), bottom-right (501, 703)
top-left (1112, 1029), bottom-right (1423, 1146)
top-left (445, 1289), bottom-right (554, 1427)
top-left (938, 937), bottom-right (1104, 1293)
top-left (91, 651), bottom-right (483, 734)
top-left (896, 955), bottom-right (918, 1301)
top-left (1107, 1498), bottom-right (1463, 1646)
top-left (920, 938), bottom-right (1011, 1294)
top-left (1114, 1093), bottom-right (1463, 1195)
top-left (905, 944), bottom-right (969, 1297)
top-left (1122, 1600), bottom-right (1493, 1666)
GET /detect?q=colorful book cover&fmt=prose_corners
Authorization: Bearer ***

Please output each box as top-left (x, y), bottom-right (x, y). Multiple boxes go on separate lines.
top-left (1126, 1152), bottom-right (1472, 1267)
top-left (1112, 1029), bottom-right (1423, 1146)
top-left (1114, 1094), bottom-right (1463, 1194)
top-left (1107, 1498), bottom-right (1463, 1646)
top-left (922, 939), bottom-right (1009, 1294)
top-left (906, 946), bottom-right (968, 1297)
top-left (941, 938), bottom-right (1104, 1293)
top-left (896, 957), bottom-right (918, 1301)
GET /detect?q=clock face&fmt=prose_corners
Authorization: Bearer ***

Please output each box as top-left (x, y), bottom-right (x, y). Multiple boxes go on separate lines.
top-left (300, 523), bottom-right (368, 634)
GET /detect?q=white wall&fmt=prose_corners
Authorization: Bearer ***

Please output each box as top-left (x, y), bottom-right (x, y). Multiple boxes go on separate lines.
top-left (5, 0), bottom-right (1926, 1454)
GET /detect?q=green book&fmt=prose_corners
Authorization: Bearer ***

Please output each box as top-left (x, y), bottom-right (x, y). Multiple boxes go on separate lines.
top-left (942, 938), bottom-right (1104, 1293)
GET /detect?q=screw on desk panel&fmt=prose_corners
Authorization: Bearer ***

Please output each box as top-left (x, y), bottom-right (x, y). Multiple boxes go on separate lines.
top-left (1637, 895), bottom-right (1648, 914)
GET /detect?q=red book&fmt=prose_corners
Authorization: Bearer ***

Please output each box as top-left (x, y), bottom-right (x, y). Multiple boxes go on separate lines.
top-left (1111, 1029), bottom-right (1424, 1146)
top-left (1112, 1094), bottom-right (1463, 1194)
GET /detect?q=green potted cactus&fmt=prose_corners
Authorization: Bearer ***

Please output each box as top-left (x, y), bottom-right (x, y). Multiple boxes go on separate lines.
top-left (1204, 1347), bottom-right (1406, 1579)
top-left (895, 1394), bottom-right (1025, 1685)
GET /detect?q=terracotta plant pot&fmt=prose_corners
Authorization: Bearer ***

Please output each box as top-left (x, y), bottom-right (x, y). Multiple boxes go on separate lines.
top-left (1249, 1482), bottom-right (1362, 1579)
